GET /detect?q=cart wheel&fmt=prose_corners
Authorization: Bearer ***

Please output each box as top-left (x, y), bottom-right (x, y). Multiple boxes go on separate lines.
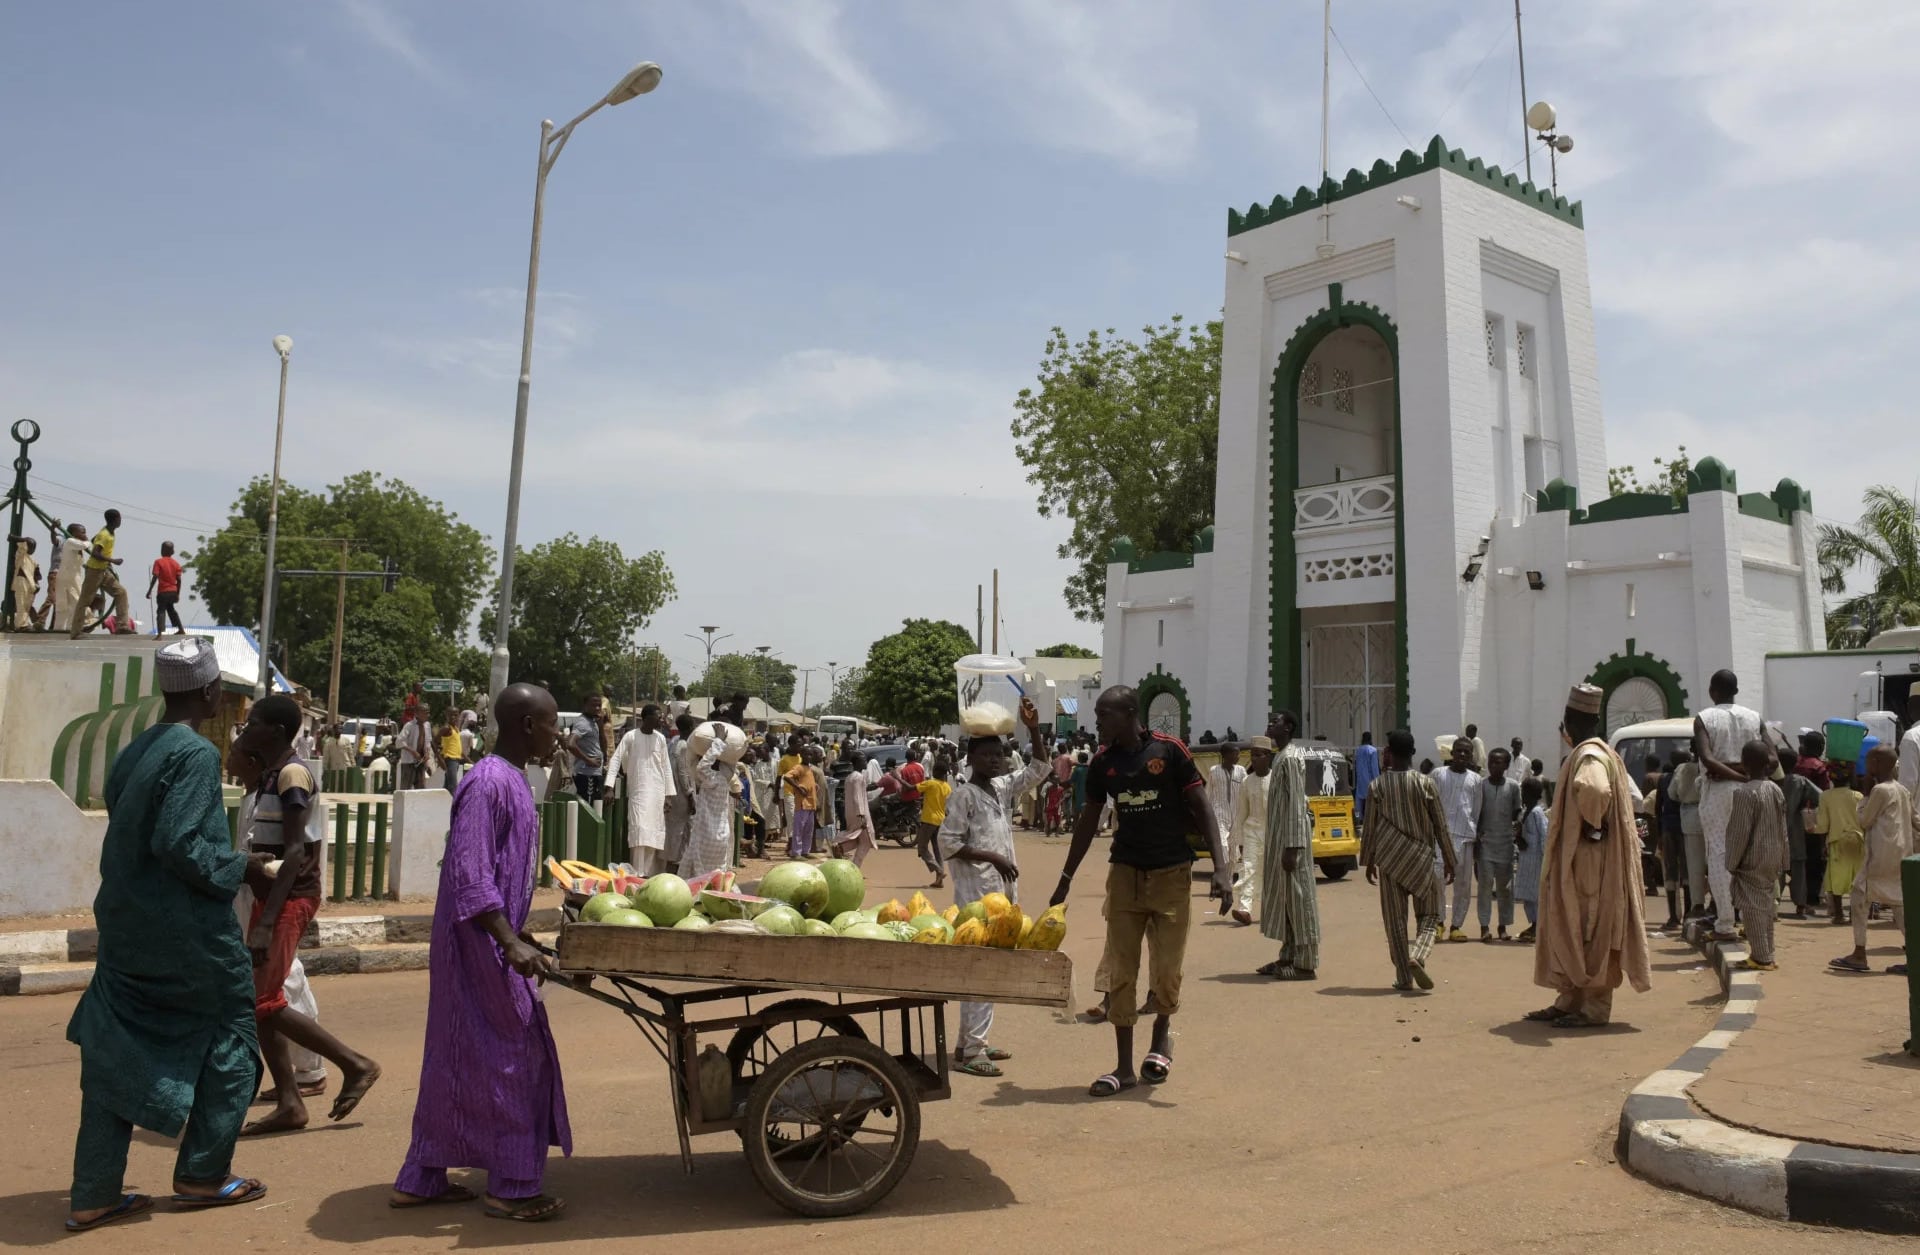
top-left (1319, 863), bottom-right (1349, 882)
top-left (742, 1036), bottom-right (920, 1218)
top-left (725, 998), bottom-right (867, 1088)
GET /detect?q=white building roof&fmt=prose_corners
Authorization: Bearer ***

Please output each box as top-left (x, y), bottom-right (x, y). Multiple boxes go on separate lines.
top-left (184, 625), bottom-right (292, 694)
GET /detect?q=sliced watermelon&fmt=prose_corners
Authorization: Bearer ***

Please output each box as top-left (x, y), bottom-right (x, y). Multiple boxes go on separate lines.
top-left (684, 869), bottom-right (738, 896)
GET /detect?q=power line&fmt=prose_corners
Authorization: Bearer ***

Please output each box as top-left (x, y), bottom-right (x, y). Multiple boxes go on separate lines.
top-left (23, 475), bottom-right (223, 531)
top-left (1330, 24), bottom-right (1413, 150)
top-left (1431, 25), bottom-right (1512, 133)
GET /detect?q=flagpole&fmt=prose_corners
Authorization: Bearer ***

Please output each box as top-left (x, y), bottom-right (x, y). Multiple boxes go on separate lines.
top-left (1317, 0), bottom-right (1333, 258)
top-left (1515, 0), bottom-right (1532, 182)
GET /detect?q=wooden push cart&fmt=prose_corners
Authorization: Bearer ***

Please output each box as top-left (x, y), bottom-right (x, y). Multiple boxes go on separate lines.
top-left (555, 923), bottom-right (1073, 1217)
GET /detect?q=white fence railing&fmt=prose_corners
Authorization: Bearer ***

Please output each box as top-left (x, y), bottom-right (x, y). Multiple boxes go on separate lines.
top-left (1293, 474), bottom-right (1396, 532)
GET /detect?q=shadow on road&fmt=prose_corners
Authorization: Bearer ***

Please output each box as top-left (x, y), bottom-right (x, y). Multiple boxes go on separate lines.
top-left (1313, 986), bottom-right (1410, 998)
top-left (306, 1142), bottom-right (1014, 1245)
top-left (1487, 1019), bottom-right (1642, 1048)
top-left (1200, 972), bottom-right (1271, 985)
top-left (979, 1080), bottom-right (1175, 1110)
top-left (0, 1189), bottom-right (128, 1248)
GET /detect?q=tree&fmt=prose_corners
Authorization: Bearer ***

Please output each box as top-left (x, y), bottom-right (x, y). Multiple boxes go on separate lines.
top-left (858, 619), bottom-right (976, 730)
top-left (617, 645), bottom-right (678, 707)
top-left (192, 472), bottom-right (493, 713)
top-left (1032, 642), bottom-right (1099, 658)
top-left (478, 533), bottom-right (675, 704)
top-left (688, 652), bottom-right (797, 711)
top-left (827, 665), bottom-right (865, 716)
top-left (1012, 315), bottom-right (1221, 621)
top-left (1607, 445), bottom-right (1691, 502)
top-left (1817, 484), bottom-right (1920, 647)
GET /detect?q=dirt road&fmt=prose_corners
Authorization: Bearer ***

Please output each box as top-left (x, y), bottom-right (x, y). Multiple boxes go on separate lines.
top-left (0, 836), bottom-right (1904, 1251)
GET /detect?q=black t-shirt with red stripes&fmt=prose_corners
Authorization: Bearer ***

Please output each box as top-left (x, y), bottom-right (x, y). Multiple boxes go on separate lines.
top-left (1083, 732), bottom-right (1204, 870)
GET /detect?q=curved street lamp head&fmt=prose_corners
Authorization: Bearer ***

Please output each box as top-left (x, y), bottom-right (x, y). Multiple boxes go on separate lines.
top-left (605, 61), bottom-right (663, 105)
top-left (272, 334), bottom-right (293, 358)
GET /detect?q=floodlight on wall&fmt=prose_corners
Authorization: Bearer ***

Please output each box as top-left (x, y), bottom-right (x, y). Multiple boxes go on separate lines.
top-left (1462, 558), bottom-right (1484, 583)
top-left (1526, 570), bottom-right (1547, 591)
top-left (1225, 250), bottom-right (1247, 265)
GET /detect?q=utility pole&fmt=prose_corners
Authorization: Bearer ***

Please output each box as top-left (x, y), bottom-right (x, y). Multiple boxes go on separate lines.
top-left (825, 661), bottom-right (841, 714)
top-left (1515, 0), bottom-right (1532, 183)
top-left (326, 538), bottom-right (348, 726)
top-left (755, 644), bottom-right (774, 721)
top-left (976, 583), bottom-right (984, 653)
top-left (796, 666), bottom-right (819, 716)
top-left (991, 568), bottom-right (1000, 654)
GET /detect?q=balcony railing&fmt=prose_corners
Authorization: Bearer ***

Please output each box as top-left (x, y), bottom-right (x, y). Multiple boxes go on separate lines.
top-left (1294, 474), bottom-right (1396, 532)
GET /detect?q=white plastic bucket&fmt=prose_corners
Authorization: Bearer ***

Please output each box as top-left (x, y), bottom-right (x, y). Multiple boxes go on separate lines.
top-left (954, 654), bottom-right (1027, 735)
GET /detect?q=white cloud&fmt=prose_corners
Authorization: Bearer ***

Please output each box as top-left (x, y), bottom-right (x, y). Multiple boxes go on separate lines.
top-left (339, 0), bottom-right (455, 90)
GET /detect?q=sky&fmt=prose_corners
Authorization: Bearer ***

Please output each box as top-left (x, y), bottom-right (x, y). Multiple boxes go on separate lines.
top-left (3, 0), bottom-right (1913, 689)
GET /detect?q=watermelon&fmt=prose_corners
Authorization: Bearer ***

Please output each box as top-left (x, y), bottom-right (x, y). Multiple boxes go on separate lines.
top-left (756, 904), bottom-right (804, 936)
top-left (684, 869), bottom-right (737, 895)
top-left (698, 889), bottom-right (773, 921)
top-left (840, 921), bottom-right (897, 941)
top-left (830, 910), bottom-right (865, 933)
top-left (672, 913), bottom-right (712, 930)
top-left (799, 919), bottom-right (837, 937)
top-left (632, 873), bottom-right (694, 926)
top-left (882, 920), bottom-right (919, 942)
top-left (580, 891), bottom-right (630, 923)
top-left (909, 913), bottom-right (953, 940)
top-left (758, 861), bottom-right (831, 919)
top-left (601, 907), bottom-right (654, 928)
top-left (816, 858), bottom-right (866, 917)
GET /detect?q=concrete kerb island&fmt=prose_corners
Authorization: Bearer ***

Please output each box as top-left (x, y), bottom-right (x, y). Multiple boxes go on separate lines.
top-left (1617, 922), bottom-right (1920, 1234)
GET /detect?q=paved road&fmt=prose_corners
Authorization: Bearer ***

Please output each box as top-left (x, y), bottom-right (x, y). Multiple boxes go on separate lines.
top-left (1, 836), bottom-right (1907, 1251)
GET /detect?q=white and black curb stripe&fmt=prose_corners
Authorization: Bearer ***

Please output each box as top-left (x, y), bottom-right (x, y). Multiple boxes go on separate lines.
top-left (1617, 921), bottom-right (1920, 1233)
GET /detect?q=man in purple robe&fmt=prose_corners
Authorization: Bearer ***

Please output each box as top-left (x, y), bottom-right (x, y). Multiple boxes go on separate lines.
top-left (390, 683), bottom-right (572, 1222)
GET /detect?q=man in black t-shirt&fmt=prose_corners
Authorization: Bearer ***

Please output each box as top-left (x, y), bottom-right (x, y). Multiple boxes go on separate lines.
top-left (1053, 686), bottom-right (1225, 1098)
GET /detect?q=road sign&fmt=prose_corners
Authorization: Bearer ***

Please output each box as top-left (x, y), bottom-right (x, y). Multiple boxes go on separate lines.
top-left (420, 678), bottom-right (464, 693)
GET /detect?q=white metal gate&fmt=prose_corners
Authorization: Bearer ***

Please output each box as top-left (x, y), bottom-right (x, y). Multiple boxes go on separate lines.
top-left (1305, 621), bottom-right (1396, 749)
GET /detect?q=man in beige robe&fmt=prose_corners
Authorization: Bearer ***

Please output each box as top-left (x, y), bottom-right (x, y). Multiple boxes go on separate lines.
top-left (1525, 683), bottom-right (1652, 1027)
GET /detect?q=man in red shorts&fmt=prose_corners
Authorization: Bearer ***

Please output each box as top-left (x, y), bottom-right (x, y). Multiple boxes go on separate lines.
top-left (234, 695), bottom-right (380, 1137)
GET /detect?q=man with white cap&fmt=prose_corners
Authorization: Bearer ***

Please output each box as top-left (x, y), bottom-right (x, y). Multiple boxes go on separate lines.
top-left (63, 637), bottom-right (268, 1232)
top-left (1525, 683), bottom-right (1652, 1028)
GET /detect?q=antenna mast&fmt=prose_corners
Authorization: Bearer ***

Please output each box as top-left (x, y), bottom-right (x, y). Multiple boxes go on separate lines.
top-left (1515, 0), bottom-right (1532, 182)
top-left (1317, 0), bottom-right (1334, 257)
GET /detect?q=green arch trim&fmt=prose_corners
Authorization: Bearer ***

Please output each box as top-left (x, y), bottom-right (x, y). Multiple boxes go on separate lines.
top-left (1135, 667), bottom-right (1191, 743)
top-left (1585, 642), bottom-right (1690, 727)
top-left (1268, 284), bottom-right (1408, 733)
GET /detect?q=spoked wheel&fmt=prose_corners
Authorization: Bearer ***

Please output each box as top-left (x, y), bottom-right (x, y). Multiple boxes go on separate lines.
top-left (726, 998), bottom-right (867, 1088)
top-left (742, 1036), bottom-right (920, 1217)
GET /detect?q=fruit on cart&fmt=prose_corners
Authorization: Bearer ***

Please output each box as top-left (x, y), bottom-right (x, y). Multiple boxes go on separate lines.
top-left (799, 919), bottom-right (837, 937)
top-left (942, 904), bottom-right (959, 924)
top-left (602, 907), bottom-right (654, 927)
top-left (672, 913), bottom-right (712, 930)
top-left (955, 900), bottom-right (988, 928)
top-left (882, 920), bottom-right (919, 942)
top-left (830, 909), bottom-right (865, 933)
top-left (758, 861), bottom-right (831, 919)
top-left (816, 858), bottom-right (866, 917)
top-left (1017, 915), bottom-right (1034, 946)
top-left (710, 918), bottom-right (767, 935)
top-left (840, 921), bottom-right (897, 941)
top-left (911, 925), bottom-right (949, 944)
top-left (952, 917), bottom-right (989, 947)
top-left (1020, 902), bottom-right (1068, 950)
top-left (684, 869), bottom-right (737, 895)
top-left (905, 890), bottom-right (935, 919)
top-left (698, 889), bottom-right (774, 921)
top-left (875, 899), bottom-right (912, 925)
top-left (581, 891), bottom-right (632, 923)
top-left (756, 904), bottom-right (804, 936)
top-left (908, 913), bottom-right (952, 939)
top-left (980, 892), bottom-right (1013, 920)
top-left (632, 873), bottom-right (695, 926)
top-left (985, 905), bottom-right (1024, 948)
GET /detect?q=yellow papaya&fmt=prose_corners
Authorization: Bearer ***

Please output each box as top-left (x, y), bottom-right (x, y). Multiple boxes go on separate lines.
top-left (942, 904), bottom-right (960, 925)
top-left (1021, 903), bottom-right (1068, 951)
top-left (906, 891), bottom-right (935, 919)
top-left (985, 906), bottom-right (1023, 948)
top-left (875, 898), bottom-right (912, 925)
top-left (911, 925), bottom-right (949, 944)
top-left (956, 900), bottom-right (987, 928)
top-left (953, 917), bottom-right (990, 947)
top-left (1018, 915), bottom-right (1034, 947)
top-left (980, 891), bottom-right (1012, 920)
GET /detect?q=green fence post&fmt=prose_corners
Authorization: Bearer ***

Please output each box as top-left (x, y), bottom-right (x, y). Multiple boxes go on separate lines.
top-left (1904, 857), bottom-right (1920, 1057)
top-left (538, 801), bottom-right (554, 887)
top-left (352, 802), bottom-right (370, 899)
top-left (227, 804), bottom-right (240, 848)
top-left (371, 802), bottom-right (390, 898)
top-left (331, 802), bottom-right (348, 901)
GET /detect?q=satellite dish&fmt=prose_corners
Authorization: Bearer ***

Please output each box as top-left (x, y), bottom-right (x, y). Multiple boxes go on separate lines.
top-left (272, 334), bottom-right (293, 356)
top-left (1552, 134), bottom-right (1575, 153)
top-left (1525, 100), bottom-right (1557, 132)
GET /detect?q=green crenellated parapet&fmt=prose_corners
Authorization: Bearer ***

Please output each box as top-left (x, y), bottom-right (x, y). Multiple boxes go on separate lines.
top-left (1107, 535), bottom-right (1136, 565)
top-left (1686, 455), bottom-right (1736, 495)
top-left (1535, 477), bottom-right (1581, 516)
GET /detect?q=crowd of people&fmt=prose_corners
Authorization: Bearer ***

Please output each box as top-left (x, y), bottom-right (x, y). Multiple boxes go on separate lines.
top-left (7, 508), bottom-right (186, 637)
top-left (56, 636), bottom-right (1920, 1231)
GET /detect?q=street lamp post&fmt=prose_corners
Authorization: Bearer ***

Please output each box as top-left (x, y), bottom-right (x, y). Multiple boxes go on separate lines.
top-left (685, 624), bottom-right (731, 704)
top-left (754, 644), bottom-right (775, 720)
top-left (488, 60), bottom-right (664, 704)
top-left (256, 334), bottom-right (293, 699)
top-left (824, 661), bottom-right (841, 714)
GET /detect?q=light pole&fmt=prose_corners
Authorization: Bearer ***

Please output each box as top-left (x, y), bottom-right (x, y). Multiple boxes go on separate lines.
top-left (824, 660), bottom-right (841, 714)
top-left (488, 60), bottom-right (665, 704)
top-left (685, 624), bottom-right (731, 703)
top-left (754, 644), bottom-right (776, 719)
top-left (256, 334), bottom-right (293, 699)
top-left (795, 666), bottom-right (820, 717)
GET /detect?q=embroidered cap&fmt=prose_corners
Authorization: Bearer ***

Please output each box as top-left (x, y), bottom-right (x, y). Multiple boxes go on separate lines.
top-left (1247, 735), bottom-right (1276, 750)
top-left (1565, 683), bottom-right (1603, 715)
top-left (155, 638), bottom-right (221, 693)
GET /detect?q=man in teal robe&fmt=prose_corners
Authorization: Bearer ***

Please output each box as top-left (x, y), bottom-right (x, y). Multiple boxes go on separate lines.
top-left (63, 638), bottom-right (268, 1232)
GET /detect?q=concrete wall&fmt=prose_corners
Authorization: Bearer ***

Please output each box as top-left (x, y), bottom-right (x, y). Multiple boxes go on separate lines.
top-left (0, 779), bottom-right (107, 918)
top-left (389, 788), bottom-right (450, 898)
top-left (1102, 557), bottom-right (1209, 727)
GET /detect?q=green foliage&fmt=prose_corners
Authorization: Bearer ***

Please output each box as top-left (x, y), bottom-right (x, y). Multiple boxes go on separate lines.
top-left (1011, 315), bottom-right (1222, 621)
top-left (1606, 445), bottom-right (1691, 502)
top-left (827, 665), bottom-right (865, 715)
top-left (616, 645), bottom-right (678, 706)
top-left (1817, 484), bottom-right (1920, 647)
top-left (478, 533), bottom-right (676, 705)
top-left (1032, 642), bottom-right (1099, 658)
top-left (191, 472), bottom-right (493, 714)
top-left (688, 652), bottom-right (797, 711)
top-left (858, 620), bottom-right (976, 730)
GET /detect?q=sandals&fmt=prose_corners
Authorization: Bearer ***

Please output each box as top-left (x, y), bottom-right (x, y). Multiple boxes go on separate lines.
top-left (1551, 1012), bottom-right (1606, 1029)
top-left (390, 1184), bottom-right (478, 1209)
top-left (1081, 1003), bottom-right (1109, 1024)
top-left (1141, 1051), bottom-right (1173, 1083)
top-left (484, 1194), bottom-right (565, 1222)
top-left (171, 1176), bottom-right (267, 1209)
top-left (956, 1055), bottom-right (1004, 1078)
top-left (1254, 960), bottom-right (1283, 977)
top-left (1829, 955), bottom-right (1871, 973)
top-left (1408, 962), bottom-right (1434, 991)
top-left (1522, 1005), bottom-right (1563, 1022)
top-left (1088, 1073), bottom-right (1137, 1098)
top-left (255, 1080), bottom-right (327, 1104)
top-left (65, 1192), bottom-right (153, 1232)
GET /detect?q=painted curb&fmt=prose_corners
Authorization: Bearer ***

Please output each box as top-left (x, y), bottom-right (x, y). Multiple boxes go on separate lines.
top-left (1617, 920), bottom-right (1920, 1234)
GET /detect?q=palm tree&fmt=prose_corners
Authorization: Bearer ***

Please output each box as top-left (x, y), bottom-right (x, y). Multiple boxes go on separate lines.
top-left (1816, 484), bottom-right (1920, 647)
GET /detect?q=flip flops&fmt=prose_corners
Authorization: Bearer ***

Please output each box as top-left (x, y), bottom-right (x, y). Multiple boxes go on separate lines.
top-left (171, 1177), bottom-right (267, 1209)
top-left (1829, 955), bottom-right (1871, 973)
top-left (390, 1184), bottom-right (479, 1209)
top-left (65, 1192), bottom-right (152, 1232)
top-left (956, 1055), bottom-right (1004, 1078)
top-left (1088, 1073), bottom-right (1137, 1098)
top-left (1141, 1052), bottom-right (1173, 1083)
top-left (484, 1194), bottom-right (565, 1222)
